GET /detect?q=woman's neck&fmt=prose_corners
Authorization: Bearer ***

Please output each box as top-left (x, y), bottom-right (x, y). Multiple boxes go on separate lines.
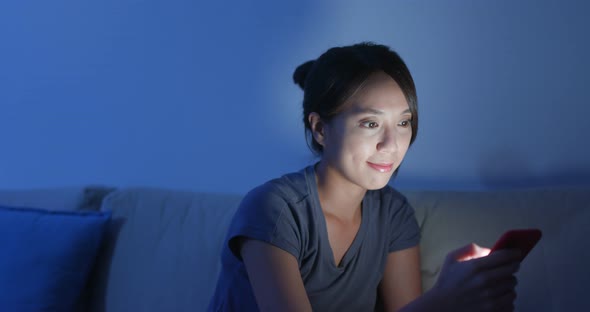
top-left (314, 161), bottom-right (366, 222)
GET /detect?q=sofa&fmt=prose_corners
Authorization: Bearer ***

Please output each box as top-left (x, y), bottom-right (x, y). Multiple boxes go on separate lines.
top-left (1, 185), bottom-right (589, 311)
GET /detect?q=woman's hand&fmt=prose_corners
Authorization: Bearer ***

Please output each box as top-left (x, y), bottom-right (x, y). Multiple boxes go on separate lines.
top-left (431, 243), bottom-right (522, 312)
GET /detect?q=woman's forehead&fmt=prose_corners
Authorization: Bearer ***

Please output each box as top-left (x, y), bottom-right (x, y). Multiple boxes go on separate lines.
top-left (342, 74), bottom-right (409, 115)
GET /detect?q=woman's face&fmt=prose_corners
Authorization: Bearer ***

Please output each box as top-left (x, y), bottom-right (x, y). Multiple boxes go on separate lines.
top-left (320, 71), bottom-right (413, 190)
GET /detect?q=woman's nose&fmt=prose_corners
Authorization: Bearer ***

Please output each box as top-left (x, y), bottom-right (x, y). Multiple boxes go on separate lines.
top-left (376, 130), bottom-right (398, 153)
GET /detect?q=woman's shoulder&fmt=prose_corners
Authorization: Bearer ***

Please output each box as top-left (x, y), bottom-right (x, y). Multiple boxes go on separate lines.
top-left (243, 166), bottom-right (313, 207)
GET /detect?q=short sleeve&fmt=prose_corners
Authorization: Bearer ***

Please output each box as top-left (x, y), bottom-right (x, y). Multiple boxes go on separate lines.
top-left (226, 183), bottom-right (301, 262)
top-left (386, 189), bottom-right (421, 253)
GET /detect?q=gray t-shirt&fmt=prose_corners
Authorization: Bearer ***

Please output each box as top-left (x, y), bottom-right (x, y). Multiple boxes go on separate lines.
top-left (208, 164), bottom-right (420, 312)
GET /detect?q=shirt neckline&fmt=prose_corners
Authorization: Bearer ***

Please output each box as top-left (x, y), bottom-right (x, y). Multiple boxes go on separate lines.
top-left (304, 164), bottom-right (369, 270)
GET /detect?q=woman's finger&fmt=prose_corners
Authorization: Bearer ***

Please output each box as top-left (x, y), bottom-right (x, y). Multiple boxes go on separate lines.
top-left (480, 289), bottom-right (517, 312)
top-left (485, 275), bottom-right (518, 299)
top-left (495, 289), bottom-right (517, 311)
top-left (477, 262), bottom-right (520, 286)
top-left (470, 248), bottom-right (521, 271)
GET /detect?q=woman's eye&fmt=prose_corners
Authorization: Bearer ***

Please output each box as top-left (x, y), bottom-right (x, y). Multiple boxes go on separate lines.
top-left (362, 121), bottom-right (379, 128)
top-left (398, 120), bottom-right (412, 128)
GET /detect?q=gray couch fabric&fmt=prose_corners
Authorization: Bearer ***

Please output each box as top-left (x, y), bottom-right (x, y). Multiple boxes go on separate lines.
top-left (88, 188), bottom-right (242, 312)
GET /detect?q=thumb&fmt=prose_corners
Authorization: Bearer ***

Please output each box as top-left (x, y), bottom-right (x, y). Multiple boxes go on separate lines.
top-left (447, 243), bottom-right (490, 262)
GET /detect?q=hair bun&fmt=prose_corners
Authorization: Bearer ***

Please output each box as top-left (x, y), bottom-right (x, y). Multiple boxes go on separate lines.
top-left (293, 60), bottom-right (315, 90)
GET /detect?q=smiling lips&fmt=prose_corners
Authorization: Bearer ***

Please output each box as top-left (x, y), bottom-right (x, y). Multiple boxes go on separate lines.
top-left (367, 162), bottom-right (394, 173)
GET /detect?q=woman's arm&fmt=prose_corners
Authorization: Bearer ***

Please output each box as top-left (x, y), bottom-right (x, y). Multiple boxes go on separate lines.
top-left (379, 246), bottom-right (422, 311)
top-left (239, 237), bottom-right (313, 312)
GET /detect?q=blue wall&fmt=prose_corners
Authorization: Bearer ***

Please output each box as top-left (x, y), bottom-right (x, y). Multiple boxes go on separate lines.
top-left (1, 0), bottom-right (589, 193)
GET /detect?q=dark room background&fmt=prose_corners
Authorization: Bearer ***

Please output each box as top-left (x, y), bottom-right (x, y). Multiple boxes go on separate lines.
top-left (1, 0), bottom-right (589, 193)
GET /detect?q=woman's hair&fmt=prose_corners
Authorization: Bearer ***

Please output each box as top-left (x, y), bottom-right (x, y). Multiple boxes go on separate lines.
top-left (293, 42), bottom-right (418, 156)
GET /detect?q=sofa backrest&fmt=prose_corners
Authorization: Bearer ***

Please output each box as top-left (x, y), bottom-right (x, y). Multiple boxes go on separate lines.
top-left (88, 188), bottom-right (242, 312)
top-left (87, 187), bottom-right (590, 312)
top-left (0, 186), bottom-right (114, 211)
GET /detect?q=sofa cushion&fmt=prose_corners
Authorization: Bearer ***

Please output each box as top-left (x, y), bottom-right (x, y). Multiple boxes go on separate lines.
top-left (89, 188), bottom-right (243, 312)
top-left (0, 205), bottom-right (111, 311)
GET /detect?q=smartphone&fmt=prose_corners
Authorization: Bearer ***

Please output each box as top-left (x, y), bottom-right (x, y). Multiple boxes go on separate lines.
top-left (490, 229), bottom-right (542, 262)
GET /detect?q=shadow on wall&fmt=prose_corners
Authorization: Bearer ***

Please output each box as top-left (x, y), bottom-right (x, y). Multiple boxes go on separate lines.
top-left (478, 147), bottom-right (590, 189)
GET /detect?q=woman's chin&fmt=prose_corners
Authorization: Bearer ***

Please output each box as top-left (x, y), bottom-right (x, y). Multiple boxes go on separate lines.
top-left (363, 179), bottom-right (391, 191)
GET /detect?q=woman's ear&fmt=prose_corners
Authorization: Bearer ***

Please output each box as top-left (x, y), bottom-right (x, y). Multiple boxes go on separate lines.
top-left (308, 112), bottom-right (326, 147)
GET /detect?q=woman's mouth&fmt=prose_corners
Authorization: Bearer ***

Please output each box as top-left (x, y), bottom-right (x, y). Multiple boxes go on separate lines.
top-left (367, 162), bottom-right (394, 173)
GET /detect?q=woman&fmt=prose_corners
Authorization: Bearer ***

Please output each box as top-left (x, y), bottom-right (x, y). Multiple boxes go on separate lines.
top-left (208, 42), bottom-right (521, 312)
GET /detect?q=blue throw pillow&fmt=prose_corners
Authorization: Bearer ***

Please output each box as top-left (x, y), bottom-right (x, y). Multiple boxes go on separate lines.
top-left (0, 205), bottom-right (111, 312)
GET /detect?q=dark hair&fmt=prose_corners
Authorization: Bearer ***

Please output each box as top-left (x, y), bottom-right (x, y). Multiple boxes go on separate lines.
top-left (293, 42), bottom-right (419, 156)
